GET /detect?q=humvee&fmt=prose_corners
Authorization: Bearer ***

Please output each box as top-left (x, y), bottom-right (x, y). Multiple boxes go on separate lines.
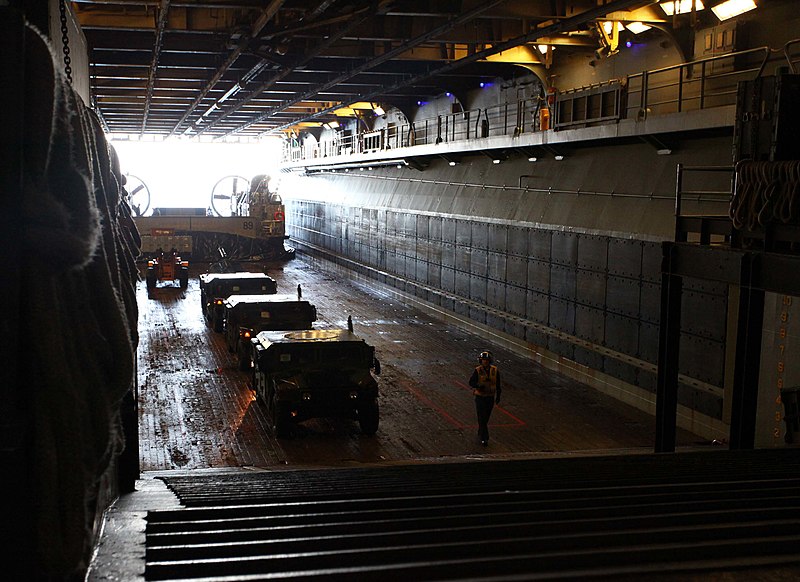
top-left (224, 293), bottom-right (318, 370)
top-left (145, 248), bottom-right (189, 291)
top-left (198, 272), bottom-right (277, 332)
top-left (251, 327), bottom-right (381, 437)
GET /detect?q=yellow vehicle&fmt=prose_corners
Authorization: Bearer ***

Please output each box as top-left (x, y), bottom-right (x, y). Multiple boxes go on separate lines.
top-left (145, 248), bottom-right (189, 291)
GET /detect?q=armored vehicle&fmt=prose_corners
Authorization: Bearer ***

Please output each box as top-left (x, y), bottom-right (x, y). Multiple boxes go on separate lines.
top-left (223, 294), bottom-right (318, 371)
top-left (145, 248), bottom-right (189, 291)
top-left (199, 272), bottom-right (277, 332)
top-left (251, 327), bottom-right (381, 437)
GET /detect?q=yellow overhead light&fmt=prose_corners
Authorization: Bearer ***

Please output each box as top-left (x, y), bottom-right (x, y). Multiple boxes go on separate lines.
top-left (537, 44), bottom-right (555, 53)
top-left (660, 0), bottom-right (705, 15)
top-left (602, 21), bottom-right (617, 35)
top-left (486, 45), bottom-right (540, 65)
top-left (625, 21), bottom-right (652, 34)
top-left (348, 101), bottom-right (376, 110)
top-left (597, 21), bottom-right (620, 54)
top-left (711, 0), bottom-right (756, 20)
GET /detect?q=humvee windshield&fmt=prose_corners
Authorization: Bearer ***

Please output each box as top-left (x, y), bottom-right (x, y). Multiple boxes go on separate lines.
top-left (267, 342), bottom-right (372, 369)
top-left (212, 279), bottom-right (276, 296)
top-left (239, 303), bottom-right (308, 321)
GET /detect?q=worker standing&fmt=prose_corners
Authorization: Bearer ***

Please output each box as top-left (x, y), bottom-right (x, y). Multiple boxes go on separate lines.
top-left (469, 350), bottom-right (502, 446)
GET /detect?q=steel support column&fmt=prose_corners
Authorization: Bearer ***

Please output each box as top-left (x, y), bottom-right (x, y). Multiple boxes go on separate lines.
top-left (729, 253), bottom-right (764, 449)
top-left (655, 242), bottom-right (683, 453)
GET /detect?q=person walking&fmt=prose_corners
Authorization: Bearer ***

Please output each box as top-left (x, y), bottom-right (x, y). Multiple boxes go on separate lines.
top-left (469, 350), bottom-right (502, 446)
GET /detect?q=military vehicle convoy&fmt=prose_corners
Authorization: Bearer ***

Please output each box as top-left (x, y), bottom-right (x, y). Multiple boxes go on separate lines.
top-left (199, 272), bottom-right (277, 332)
top-left (223, 294), bottom-right (318, 370)
top-left (251, 326), bottom-right (381, 437)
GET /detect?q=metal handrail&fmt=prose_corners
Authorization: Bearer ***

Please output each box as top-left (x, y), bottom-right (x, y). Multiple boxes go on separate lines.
top-left (673, 164), bottom-right (734, 243)
top-left (283, 46), bottom-right (773, 163)
top-left (784, 39), bottom-right (800, 73)
top-left (626, 46), bottom-right (769, 118)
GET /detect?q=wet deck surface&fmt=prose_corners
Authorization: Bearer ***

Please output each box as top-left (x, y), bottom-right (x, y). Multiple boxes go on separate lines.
top-left (137, 256), bottom-right (705, 472)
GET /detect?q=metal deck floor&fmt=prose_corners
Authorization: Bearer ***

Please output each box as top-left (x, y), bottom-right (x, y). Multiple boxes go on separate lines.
top-left (135, 255), bottom-right (705, 474)
top-left (87, 254), bottom-right (800, 581)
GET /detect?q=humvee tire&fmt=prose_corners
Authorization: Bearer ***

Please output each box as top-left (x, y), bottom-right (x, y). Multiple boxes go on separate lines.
top-left (237, 345), bottom-right (249, 371)
top-left (273, 396), bottom-right (292, 438)
top-left (213, 314), bottom-right (224, 333)
top-left (178, 266), bottom-right (189, 289)
top-left (146, 268), bottom-right (157, 291)
top-left (358, 398), bottom-right (379, 435)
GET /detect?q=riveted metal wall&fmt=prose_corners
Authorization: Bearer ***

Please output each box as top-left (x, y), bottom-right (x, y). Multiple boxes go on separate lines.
top-left (288, 198), bottom-right (728, 421)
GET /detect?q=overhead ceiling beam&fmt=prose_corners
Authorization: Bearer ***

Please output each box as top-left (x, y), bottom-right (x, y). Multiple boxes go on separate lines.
top-left (194, 2), bottom-right (388, 136)
top-left (219, 0), bottom-right (507, 137)
top-left (168, 0), bottom-right (285, 136)
top-left (141, 0), bottom-right (170, 133)
top-left (262, 0), bottom-right (655, 135)
top-left (72, 0), bottom-right (263, 7)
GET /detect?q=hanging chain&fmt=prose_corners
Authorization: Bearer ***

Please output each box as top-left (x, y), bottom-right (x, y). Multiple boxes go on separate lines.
top-left (59, 0), bottom-right (73, 85)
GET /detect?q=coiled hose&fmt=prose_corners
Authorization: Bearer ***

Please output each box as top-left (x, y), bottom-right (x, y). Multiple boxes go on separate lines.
top-left (730, 160), bottom-right (800, 231)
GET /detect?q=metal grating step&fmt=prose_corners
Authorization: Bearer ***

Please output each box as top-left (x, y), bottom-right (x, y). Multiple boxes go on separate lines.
top-left (157, 449), bottom-right (800, 506)
top-left (146, 449), bottom-right (800, 580)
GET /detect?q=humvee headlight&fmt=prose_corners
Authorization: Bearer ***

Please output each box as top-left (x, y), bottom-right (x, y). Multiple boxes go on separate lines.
top-left (349, 391), bottom-right (359, 400)
top-left (302, 392), bottom-right (311, 401)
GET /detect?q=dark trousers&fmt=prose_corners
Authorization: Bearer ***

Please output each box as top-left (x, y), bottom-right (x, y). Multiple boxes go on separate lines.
top-left (475, 395), bottom-right (495, 442)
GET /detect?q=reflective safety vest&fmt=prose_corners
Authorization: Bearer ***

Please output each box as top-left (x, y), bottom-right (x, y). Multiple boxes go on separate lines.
top-left (473, 365), bottom-right (498, 397)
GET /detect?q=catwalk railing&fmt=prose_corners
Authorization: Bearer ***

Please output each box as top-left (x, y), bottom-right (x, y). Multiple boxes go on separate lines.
top-left (283, 45), bottom-right (778, 163)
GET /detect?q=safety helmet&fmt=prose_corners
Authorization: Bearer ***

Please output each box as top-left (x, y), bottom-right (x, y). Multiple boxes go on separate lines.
top-left (478, 350), bottom-right (493, 363)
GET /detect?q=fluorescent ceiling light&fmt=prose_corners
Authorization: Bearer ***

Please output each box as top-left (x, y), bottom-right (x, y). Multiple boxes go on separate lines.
top-left (537, 44), bottom-right (554, 53)
top-left (660, 0), bottom-right (705, 15)
top-left (625, 21), bottom-right (652, 34)
top-left (711, 0), bottom-right (757, 20)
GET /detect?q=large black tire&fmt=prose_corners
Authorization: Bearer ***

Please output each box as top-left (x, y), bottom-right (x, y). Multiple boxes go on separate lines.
top-left (250, 368), bottom-right (258, 395)
top-left (273, 398), bottom-right (292, 438)
top-left (237, 344), bottom-right (250, 371)
top-left (178, 267), bottom-right (189, 289)
top-left (146, 268), bottom-right (157, 291)
top-left (358, 398), bottom-right (379, 435)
